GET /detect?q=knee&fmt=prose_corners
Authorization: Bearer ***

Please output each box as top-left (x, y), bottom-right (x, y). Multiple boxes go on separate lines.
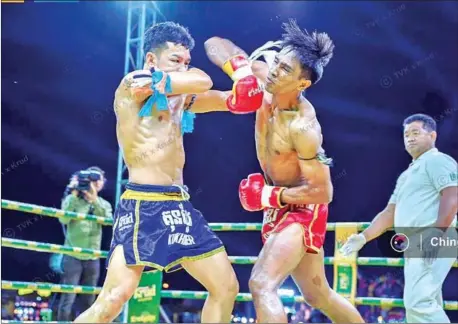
top-left (403, 289), bottom-right (424, 311)
top-left (96, 286), bottom-right (133, 318)
top-left (226, 273), bottom-right (240, 298)
top-left (209, 270), bottom-right (239, 301)
top-left (108, 286), bottom-right (132, 307)
top-left (249, 272), bottom-right (274, 296)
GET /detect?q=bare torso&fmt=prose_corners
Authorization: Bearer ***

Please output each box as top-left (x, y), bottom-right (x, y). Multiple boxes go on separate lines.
top-left (255, 96), bottom-right (328, 190)
top-left (114, 82), bottom-right (187, 186)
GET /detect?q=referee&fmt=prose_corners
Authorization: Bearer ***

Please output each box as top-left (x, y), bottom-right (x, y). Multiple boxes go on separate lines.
top-left (341, 113), bottom-right (458, 323)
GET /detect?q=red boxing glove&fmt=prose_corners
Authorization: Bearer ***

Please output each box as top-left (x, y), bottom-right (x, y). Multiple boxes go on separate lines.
top-left (239, 173), bottom-right (287, 211)
top-left (222, 55), bottom-right (263, 114)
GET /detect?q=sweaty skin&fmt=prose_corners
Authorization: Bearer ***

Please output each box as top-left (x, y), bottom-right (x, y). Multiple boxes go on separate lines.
top-left (204, 36), bottom-right (364, 323)
top-left (114, 79), bottom-right (186, 185)
top-left (114, 43), bottom-right (231, 186)
top-left (114, 41), bottom-right (215, 186)
top-left (75, 41), bottom-right (238, 323)
top-left (255, 96), bottom-right (329, 196)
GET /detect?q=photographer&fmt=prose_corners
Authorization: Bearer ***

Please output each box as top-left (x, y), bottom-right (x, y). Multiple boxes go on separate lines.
top-left (56, 166), bottom-right (112, 321)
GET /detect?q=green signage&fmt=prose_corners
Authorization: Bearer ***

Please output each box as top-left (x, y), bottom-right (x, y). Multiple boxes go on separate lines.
top-left (127, 271), bottom-right (163, 323)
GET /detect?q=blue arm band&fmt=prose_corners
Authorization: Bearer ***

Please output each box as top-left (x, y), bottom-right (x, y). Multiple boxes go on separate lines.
top-left (138, 70), bottom-right (172, 117)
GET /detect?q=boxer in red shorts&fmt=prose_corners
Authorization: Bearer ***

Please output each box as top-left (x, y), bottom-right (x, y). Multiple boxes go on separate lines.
top-left (204, 20), bottom-right (364, 323)
top-left (261, 202), bottom-right (329, 254)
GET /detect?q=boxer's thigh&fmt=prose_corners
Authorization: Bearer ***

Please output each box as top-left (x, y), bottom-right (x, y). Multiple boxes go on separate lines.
top-left (180, 205), bottom-right (237, 293)
top-left (181, 249), bottom-right (238, 294)
top-left (251, 223), bottom-right (305, 286)
top-left (291, 249), bottom-right (331, 303)
top-left (101, 245), bottom-right (144, 297)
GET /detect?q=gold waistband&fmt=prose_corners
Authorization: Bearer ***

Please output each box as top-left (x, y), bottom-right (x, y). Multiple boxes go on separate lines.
top-left (121, 189), bottom-right (187, 202)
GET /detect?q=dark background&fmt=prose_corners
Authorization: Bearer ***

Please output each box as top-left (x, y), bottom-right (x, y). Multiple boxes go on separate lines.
top-left (2, 0), bottom-right (457, 319)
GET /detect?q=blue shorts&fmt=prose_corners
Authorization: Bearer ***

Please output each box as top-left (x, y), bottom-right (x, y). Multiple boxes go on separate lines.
top-left (107, 183), bottom-right (225, 272)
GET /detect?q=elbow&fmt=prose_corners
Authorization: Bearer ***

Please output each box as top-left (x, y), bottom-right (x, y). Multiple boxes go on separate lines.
top-left (312, 185), bottom-right (333, 204)
top-left (316, 191), bottom-right (333, 204)
top-left (315, 185), bottom-right (334, 204)
top-left (186, 73), bottom-right (213, 94)
top-left (202, 75), bottom-right (213, 92)
top-left (194, 75), bottom-right (213, 93)
top-left (204, 37), bottom-right (222, 50)
top-left (190, 67), bottom-right (213, 92)
top-left (204, 37), bottom-right (219, 57)
top-left (323, 190), bottom-right (333, 204)
top-left (295, 185), bottom-right (333, 205)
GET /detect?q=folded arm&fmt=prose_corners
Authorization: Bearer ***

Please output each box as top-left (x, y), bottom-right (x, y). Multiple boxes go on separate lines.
top-left (204, 36), bottom-right (269, 82)
top-left (280, 121), bottom-right (333, 205)
top-left (238, 121), bottom-right (332, 212)
top-left (204, 37), bottom-right (267, 114)
top-left (184, 90), bottom-right (232, 114)
top-left (119, 68), bottom-right (213, 104)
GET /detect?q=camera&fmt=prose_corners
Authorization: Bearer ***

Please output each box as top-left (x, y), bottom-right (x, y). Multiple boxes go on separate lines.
top-left (63, 167), bottom-right (105, 201)
top-left (75, 170), bottom-right (102, 191)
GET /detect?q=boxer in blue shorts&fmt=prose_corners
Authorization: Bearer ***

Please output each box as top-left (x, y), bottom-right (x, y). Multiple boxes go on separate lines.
top-left (74, 21), bottom-right (263, 323)
top-left (109, 183), bottom-right (225, 273)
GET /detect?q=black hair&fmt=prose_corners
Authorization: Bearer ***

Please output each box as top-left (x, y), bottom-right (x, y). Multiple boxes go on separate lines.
top-left (87, 166), bottom-right (105, 175)
top-left (143, 21), bottom-right (195, 55)
top-left (403, 113), bottom-right (437, 132)
top-left (281, 19), bottom-right (335, 84)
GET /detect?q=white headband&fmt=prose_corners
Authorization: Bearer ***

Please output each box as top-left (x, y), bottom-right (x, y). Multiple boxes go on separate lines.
top-left (249, 40), bottom-right (283, 68)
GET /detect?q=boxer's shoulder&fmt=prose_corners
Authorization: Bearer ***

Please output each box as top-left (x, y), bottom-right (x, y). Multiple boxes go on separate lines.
top-left (122, 70), bottom-right (152, 85)
top-left (290, 97), bottom-right (318, 125)
top-left (290, 110), bottom-right (320, 138)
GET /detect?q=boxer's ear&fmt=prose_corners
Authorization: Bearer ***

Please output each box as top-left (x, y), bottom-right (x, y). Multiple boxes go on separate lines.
top-left (145, 52), bottom-right (158, 69)
top-left (297, 79), bottom-right (311, 91)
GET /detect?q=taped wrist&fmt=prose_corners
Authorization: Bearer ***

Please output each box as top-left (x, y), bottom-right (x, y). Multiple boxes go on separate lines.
top-left (261, 185), bottom-right (287, 209)
top-left (222, 55), bottom-right (253, 81)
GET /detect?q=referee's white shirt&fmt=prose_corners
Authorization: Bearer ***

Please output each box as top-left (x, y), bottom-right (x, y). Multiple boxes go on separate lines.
top-left (389, 148), bottom-right (457, 231)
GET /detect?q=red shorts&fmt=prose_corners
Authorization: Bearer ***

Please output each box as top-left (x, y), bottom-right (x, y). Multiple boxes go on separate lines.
top-left (261, 204), bottom-right (329, 253)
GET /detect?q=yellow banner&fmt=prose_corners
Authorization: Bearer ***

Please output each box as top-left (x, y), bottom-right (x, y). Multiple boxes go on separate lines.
top-left (1, 0), bottom-right (24, 3)
top-left (333, 222), bottom-right (358, 305)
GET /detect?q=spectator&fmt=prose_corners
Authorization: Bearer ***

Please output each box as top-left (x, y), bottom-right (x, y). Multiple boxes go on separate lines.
top-left (56, 166), bottom-right (112, 321)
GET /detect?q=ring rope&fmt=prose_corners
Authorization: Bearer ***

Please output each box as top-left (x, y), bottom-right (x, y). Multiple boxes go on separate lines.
top-left (2, 281), bottom-right (457, 310)
top-left (3, 199), bottom-right (458, 318)
top-left (2, 199), bottom-right (374, 231)
top-left (3, 237), bottom-right (458, 268)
